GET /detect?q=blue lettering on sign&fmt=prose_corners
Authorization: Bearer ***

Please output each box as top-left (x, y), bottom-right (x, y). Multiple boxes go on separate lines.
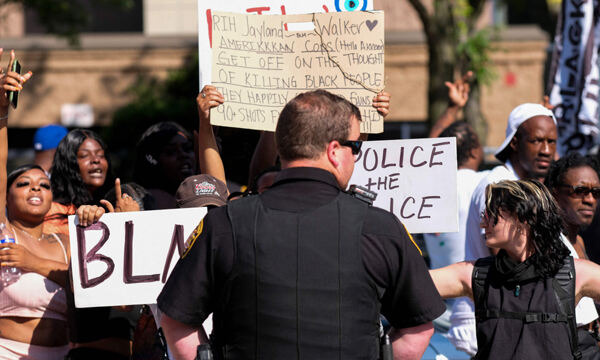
top-left (335, 0), bottom-right (368, 12)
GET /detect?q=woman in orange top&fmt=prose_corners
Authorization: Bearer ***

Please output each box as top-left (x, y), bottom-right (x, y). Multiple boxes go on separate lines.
top-left (44, 129), bottom-right (114, 235)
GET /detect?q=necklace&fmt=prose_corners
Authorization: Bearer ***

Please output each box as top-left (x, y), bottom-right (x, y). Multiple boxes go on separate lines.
top-left (10, 224), bottom-right (43, 242)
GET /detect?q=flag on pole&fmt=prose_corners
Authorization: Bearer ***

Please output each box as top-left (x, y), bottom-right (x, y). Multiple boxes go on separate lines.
top-left (547, 0), bottom-right (600, 155)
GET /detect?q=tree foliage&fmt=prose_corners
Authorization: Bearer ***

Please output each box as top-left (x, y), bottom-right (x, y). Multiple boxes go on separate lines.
top-left (407, 0), bottom-right (490, 142)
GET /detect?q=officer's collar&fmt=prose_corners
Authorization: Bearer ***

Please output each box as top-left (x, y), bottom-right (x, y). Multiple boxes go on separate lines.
top-left (272, 167), bottom-right (341, 190)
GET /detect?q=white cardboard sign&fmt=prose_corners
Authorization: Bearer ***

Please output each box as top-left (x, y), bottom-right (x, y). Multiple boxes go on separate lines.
top-left (348, 138), bottom-right (458, 234)
top-left (210, 10), bottom-right (385, 133)
top-left (198, 0), bottom-right (374, 87)
top-left (69, 208), bottom-right (207, 308)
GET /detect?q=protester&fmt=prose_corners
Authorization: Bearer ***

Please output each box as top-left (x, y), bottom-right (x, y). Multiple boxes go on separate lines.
top-left (32, 124), bottom-right (68, 173)
top-left (545, 153), bottom-right (600, 358)
top-left (133, 85), bottom-right (228, 210)
top-left (445, 103), bottom-right (556, 355)
top-left (157, 89), bottom-right (445, 360)
top-left (45, 129), bottom-right (114, 235)
top-left (431, 179), bottom-right (600, 359)
top-left (465, 103), bottom-right (557, 262)
top-left (0, 49), bottom-right (71, 359)
top-left (133, 122), bottom-right (196, 209)
top-left (45, 130), bottom-right (138, 359)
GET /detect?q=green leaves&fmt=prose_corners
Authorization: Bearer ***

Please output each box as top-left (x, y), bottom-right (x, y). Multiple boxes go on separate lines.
top-left (457, 27), bottom-right (499, 86)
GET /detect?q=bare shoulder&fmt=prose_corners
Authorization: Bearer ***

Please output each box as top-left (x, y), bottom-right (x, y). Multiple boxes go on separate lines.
top-left (574, 258), bottom-right (598, 275)
top-left (39, 233), bottom-right (69, 262)
top-left (574, 258), bottom-right (600, 301)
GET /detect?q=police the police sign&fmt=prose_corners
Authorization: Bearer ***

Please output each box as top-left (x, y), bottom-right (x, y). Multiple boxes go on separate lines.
top-left (349, 138), bottom-right (458, 234)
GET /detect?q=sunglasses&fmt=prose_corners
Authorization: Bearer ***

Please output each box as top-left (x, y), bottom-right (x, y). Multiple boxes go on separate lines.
top-left (559, 184), bottom-right (600, 199)
top-left (340, 140), bottom-right (362, 155)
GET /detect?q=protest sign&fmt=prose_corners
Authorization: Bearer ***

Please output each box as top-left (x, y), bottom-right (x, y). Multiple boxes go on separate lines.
top-left (547, 0), bottom-right (600, 155)
top-left (348, 138), bottom-right (458, 234)
top-left (198, 0), bottom-right (374, 87)
top-left (69, 207), bottom-right (207, 308)
top-left (210, 10), bottom-right (384, 133)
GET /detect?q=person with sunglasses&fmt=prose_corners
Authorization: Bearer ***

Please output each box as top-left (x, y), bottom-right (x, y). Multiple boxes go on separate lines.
top-left (545, 152), bottom-right (600, 359)
top-left (430, 179), bottom-right (600, 360)
top-left (157, 89), bottom-right (445, 360)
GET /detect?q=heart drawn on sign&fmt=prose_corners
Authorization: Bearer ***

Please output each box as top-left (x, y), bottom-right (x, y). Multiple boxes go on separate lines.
top-left (366, 20), bottom-right (378, 31)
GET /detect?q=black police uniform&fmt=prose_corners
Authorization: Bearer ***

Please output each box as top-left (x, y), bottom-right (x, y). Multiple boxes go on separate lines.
top-left (158, 167), bottom-right (445, 359)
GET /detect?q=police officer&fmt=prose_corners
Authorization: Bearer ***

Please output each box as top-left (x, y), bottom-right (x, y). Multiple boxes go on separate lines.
top-left (157, 90), bottom-right (445, 360)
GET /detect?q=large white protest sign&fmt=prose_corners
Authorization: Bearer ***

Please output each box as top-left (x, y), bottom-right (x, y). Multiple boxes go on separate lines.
top-left (210, 10), bottom-right (384, 133)
top-left (198, 0), bottom-right (374, 87)
top-left (69, 208), bottom-right (207, 308)
top-left (349, 138), bottom-right (458, 234)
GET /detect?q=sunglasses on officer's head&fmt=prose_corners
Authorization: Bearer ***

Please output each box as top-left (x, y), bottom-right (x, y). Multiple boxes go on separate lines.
top-left (340, 140), bottom-right (362, 155)
top-left (559, 184), bottom-right (600, 199)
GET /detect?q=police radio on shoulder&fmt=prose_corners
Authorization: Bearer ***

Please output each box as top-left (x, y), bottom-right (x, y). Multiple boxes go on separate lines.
top-left (347, 185), bottom-right (377, 205)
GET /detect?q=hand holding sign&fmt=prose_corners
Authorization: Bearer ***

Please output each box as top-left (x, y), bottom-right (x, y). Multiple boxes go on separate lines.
top-left (77, 205), bottom-right (105, 227)
top-left (197, 85), bottom-right (225, 121)
top-left (372, 90), bottom-right (390, 117)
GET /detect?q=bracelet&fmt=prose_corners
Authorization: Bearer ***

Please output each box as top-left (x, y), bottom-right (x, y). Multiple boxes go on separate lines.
top-left (0, 114), bottom-right (7, 121)
top-left (0, 114), bottom-right (7, 128)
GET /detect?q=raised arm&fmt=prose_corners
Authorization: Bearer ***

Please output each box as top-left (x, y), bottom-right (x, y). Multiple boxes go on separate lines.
top-left (429, 261), bottom-right (475, 299)
top-left (0, 49), bottom-right (32, 224)
top-left (196, 85), bottom-right (226, 186)
top-left (429, 71), bottom-right (472, 138)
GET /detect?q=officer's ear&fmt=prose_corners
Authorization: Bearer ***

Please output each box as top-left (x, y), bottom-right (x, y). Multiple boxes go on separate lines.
top-left (327, 140), bottom-right (342, 168)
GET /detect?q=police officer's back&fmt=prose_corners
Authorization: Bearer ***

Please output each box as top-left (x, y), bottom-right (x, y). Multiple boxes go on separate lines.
top-left (158, 90), bottom-right (445, 360)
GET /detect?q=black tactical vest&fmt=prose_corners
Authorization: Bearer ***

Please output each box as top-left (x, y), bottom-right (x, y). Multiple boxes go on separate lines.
top-left (216, 192), bottom-right (381, 360)
top-left (472, 256), bottom-right (580, 360)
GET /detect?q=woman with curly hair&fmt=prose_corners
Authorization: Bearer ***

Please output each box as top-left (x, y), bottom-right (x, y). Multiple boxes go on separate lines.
top-left (44, 129), bottom-right (113, 234)
top-left (430, 179), bottom-right (600, 360)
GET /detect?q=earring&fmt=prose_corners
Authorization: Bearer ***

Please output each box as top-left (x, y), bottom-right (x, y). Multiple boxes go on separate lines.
top-left (145, 154), bottom-right (158, 165)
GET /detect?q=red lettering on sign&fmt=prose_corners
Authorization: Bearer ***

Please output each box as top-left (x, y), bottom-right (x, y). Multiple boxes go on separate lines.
top-left (247, 7), bottom-right (270, 14)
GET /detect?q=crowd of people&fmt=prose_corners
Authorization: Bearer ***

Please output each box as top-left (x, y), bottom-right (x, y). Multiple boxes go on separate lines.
top-left (2, 41), bottom-right (600, 360)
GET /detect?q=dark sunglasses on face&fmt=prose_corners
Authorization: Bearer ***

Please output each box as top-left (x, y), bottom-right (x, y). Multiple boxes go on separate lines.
top-left (559, 184), bottom-right (600, 199)
top-left (340, 140), bottom-right (362, 155)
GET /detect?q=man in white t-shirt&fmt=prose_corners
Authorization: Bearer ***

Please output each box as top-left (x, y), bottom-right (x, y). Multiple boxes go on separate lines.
top-left (448, 103), bottom-right (557, 355)
top-left (424, 122), bottom-right (487, 269)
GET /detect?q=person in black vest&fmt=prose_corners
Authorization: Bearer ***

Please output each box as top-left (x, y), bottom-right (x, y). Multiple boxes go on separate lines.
top-left (430, 179), bottom-right (600, 360)
top-left (157, 89), bottom-right (445, 360)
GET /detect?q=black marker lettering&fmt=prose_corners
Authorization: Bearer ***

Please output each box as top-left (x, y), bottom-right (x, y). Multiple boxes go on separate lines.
top-left (124, 221), bottom-right (160, 284)
top-left (77, 222), bottom-right (114, 289)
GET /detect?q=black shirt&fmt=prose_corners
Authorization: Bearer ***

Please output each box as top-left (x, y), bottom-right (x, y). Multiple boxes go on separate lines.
top-left (158, 167), bottom-right (444, 330)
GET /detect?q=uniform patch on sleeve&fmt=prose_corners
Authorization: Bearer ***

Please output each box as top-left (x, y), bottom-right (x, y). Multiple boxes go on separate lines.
top-left (402, 223), bottom-right (422, 256)
top-left (182, 219), bottom-right (204, 259)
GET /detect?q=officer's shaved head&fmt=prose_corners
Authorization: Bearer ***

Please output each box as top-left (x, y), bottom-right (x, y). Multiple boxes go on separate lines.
top-left (276, 90), bottom-right (361, 162)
